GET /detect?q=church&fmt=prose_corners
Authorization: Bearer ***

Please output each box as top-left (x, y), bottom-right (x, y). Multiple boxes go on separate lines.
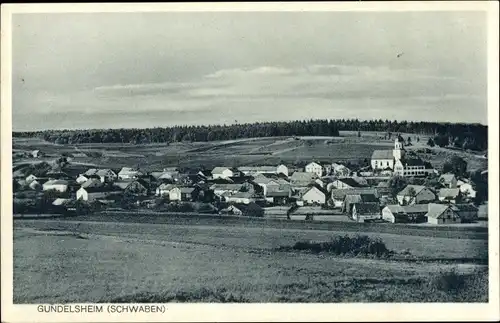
top-left (371, 136), bottom-right (433, 177)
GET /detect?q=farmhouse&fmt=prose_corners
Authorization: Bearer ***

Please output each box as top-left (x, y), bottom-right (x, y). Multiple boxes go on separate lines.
top-left (42, 180), bottom-right (69, 193)
top-left (343, 193), bottom-right (379, 214)
top-left (396, 185), bottom-right (436, 205)
top-left (328, 178), bottom-right (366, 190)
top-left (224, 191), bottom-right (257, 204)
top-left (85, 168), bottom-right (118, 183)
top-left (180, 187), bottom-right (199, 201)
top-left (299, 186), bottom-right (326, 205)
top-left (439, 173), bottom-right (458, 188)
top-left (426, 203), bottom-right (460, 224)
top-left (156, 183), bottom-right (176, 197)
top-left (211, 167), bottom-right (235, 179)
top-left (290, 172), bottom-right (317, 187)
top-left (210, 183), bottom-right (245, 196)
top-left (351, 203), bottom-right (381, 223)
top-left (117, 167), bottom-right (143, 180)
top-left (330, 188), bottom-right (379, 209)
top-left (305, 162), bottom-right (323, 177)
top-left (26, 174), bottom-right (38, 183)
top-left (438, 188), bottom-right (461, 203)
top-left (76, 186), bottom-right (121, 202)
top-left (382, 204), bottom-right (428, 223)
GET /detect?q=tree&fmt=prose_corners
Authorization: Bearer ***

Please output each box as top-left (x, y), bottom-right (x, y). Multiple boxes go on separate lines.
top-left (243, 203), bottom-right (264, 217)
top-left (442, 156), bottom-right (467, 177)
top-left (357, 131), bottom-right (361, 138)
top-left (407, 187), bottom-right (417, 204)
top-left (427, 138), bottom-right (435, 147)
top-left (407, 137), bottom-right (412, 146)
top-left (434, 135), bottom-right (449, 147)
top-left (388, 176), bottom-right (408, 198)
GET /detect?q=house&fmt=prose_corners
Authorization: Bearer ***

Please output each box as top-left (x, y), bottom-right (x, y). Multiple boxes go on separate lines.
top-left (238, 164), bottom-right (289, 177)
top-left (224, 191), bottom-right (258, 204)
top-left (113, 180), bottom-right (148, 196)
top-left (376, 181), bottom-right (391, 197)
top-left (299, 186), bottom-right (326, 205)
top-left (31, 150), bottom-right (43, 158)
top-left (393, 157), bottom-right (431, 177)
top-left (219, 205), bottom-right (244, 216)
top-left (426, 203), bottom-right (460, 224)
top-left (328, 178), bottom-right (365, 190)
top-left (76, 174), bottom-right (91, 184)
top-left (438, 188), bottom-right (461, 203)
top-left (439, 173), bottom-right (458, 188)
top-left (211, 167), bottom-right (234, 180)
top-left (343, 193), bottom-right (379, 214)
top-left (156, 183), bottom-right (176, 197)
top-left (290, 172), bottom-right (317, 187)
top-left (371, 137), bottom-right (405, 171)
top-left (81, 178), bottom-right (103, 189)
top-left (458, 183), bottom-right (476, 199)
top-left (42, 180), bottom-right (69, 193)
top-left (382, 204), bottom-right (428, 223)
top-left (210, 183), bottom-right (245, 196)
top-left (305, 162), bottom-right (323, 177)
top-left (451, 204), bottom-right (479, 223)
top-left (180, 187), bottom-right (200, 202)
top-left (351, 203), bottom-right (381, 223)
top-left (26, 174), bottom-right (38, 183)
top-left (265, 190), bottom-right (291, 205)
top-left (28, 180), bottom-right (42, 191)
top-left (331, 188), bottom-right (379, 209)
top-left (117, 167), bottom-right (142, 180)
top-left (76, 186), bottom-right (122, 202)
top-left (331, 163), bottom-right (351, 177)
top-left (396, 185), bottom-right (436, 205)
top-left (84, 168), bottom-right (117, 182)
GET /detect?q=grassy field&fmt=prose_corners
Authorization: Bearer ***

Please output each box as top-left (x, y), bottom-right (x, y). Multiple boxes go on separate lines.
top-left (12, 132), bottom-right (488, 172)
top-left (14, 218), bottom-right (488, 303)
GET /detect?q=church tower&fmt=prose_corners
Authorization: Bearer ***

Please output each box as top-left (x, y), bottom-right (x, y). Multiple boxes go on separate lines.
top-left (393, 136), bottom-right (404, 161)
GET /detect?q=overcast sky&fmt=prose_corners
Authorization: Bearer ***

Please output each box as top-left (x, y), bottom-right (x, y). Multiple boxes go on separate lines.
top-left (12, 11), bottom-right (487, 131)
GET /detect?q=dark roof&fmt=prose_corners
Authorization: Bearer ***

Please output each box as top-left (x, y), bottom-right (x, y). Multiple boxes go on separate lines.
top-left (451, 204), bottom-right (479, 212)
top-left (371, 150), bottom-right (393, 160)
top-left (403, 157), bottom-right (426, 166)
top-left (353, 203), bottom-right (380, 215)
top-left (336, 178), bottom-right (364, 188)
top-left (331, 188), bottom-right (378, 200)
top-left (267, 191), bottom-right (290, 197)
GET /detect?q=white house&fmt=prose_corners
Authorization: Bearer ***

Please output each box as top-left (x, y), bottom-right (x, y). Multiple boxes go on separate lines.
top-left (300, 186), bottom-right (326, 205)
top-left (117, 167), bottom-right (142, 180)
top-left (329, 178), bottom-right (364, 190)
top-left (211, 167), bottom-right (234, 179)
top-left (225, 192), bottom-right (256, 204)
top-left (169, 187), bottom-right (182, 201)
top-left (305, 162), bottom-right (323, 177)
top-left (42, 180), bottom-right (69, 193)
top-left (156, 183), bottom-right (176, 197)
top-left (25, 174), bottom-right (38, 183)
top-left (210, 183), bottom-right (244, 196)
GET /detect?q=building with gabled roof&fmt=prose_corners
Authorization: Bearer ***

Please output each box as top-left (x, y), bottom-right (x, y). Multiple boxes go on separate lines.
top-left (426, 203), bottom-right (460, 224)
top-left (351, 203), bottom-right (381, 222)
top-left (396, 185), bottom-right (436, 205)
top-left (382, 204), bottom-right (429, 223)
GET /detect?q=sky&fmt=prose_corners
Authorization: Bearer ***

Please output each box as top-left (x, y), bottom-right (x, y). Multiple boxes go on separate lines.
top-left (12, 11), bottom-right (488, 131)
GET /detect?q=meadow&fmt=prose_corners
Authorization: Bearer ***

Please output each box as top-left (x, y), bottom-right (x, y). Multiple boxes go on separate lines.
top-left (14, 217), bottom-right (488, 303)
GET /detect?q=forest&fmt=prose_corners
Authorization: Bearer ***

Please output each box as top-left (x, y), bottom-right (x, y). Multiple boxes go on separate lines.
top-left (13, 118), bottom-right (488, 150)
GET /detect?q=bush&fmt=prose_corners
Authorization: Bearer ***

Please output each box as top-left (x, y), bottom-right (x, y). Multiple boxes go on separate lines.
top-left (289, 235), bottom-right (391, 257)
top-left (431, 270), bottom-right (465, 293)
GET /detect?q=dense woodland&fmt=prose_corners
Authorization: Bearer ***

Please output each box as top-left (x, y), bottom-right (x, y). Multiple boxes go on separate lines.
top-left (13, 119), bottom-right (488, 150)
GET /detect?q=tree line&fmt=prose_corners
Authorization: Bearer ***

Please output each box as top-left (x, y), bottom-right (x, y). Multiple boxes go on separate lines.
top-left (13, 119), bottom-right (487, 149)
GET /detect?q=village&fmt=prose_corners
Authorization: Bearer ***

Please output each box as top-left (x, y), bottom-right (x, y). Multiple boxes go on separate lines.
top-left (12, 135), bottom-right (487, 225)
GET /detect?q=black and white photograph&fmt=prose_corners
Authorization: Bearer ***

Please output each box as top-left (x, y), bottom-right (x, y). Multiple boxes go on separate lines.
top-left (1, 2), bottom-right (499, 322)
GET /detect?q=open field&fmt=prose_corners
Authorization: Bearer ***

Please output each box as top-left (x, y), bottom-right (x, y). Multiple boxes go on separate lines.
top-left (12, 132), bottom-right (487, 172)
top-left (14, 217), bottom-right (488, 303)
